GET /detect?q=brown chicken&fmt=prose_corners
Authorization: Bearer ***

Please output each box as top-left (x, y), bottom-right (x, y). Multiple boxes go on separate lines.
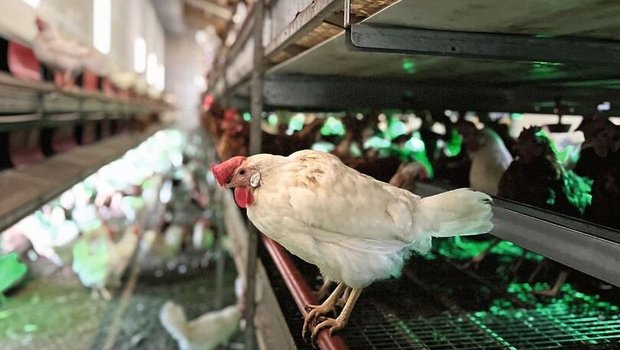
top-left (215, 108), bottom-right (248, 161)
top-left (574, 115), bottom-right (620, 229)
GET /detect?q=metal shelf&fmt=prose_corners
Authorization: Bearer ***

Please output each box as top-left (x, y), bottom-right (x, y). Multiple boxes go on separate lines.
top-left (0, 72), bottom-right (168, 115)
top-left (0, 124), bottom-right (163, 233)
top-left (415, 183), bottom-right (620, 288)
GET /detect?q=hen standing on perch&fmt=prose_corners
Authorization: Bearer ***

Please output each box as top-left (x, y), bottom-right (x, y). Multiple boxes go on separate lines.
top-left (212, 150), bottom-right (493, 339)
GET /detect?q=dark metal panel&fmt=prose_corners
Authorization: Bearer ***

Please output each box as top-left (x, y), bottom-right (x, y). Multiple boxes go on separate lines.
top-left (346, 24), bottom-right (620, 65)
top-left (415, 183), bottom-right (620, 288)
top-left (261, 74), bottom-right (620, 113)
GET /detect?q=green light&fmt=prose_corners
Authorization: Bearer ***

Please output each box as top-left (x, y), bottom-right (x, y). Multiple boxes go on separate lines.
top-left (401, 58), bottom-right (416, 74)
top-left (534, 33), bottom-right (554, 39)
top-left (287, 113), bottom-right (305, 132)
top-left (311, 141), bottom-right (336, 153)
top-left (243, 112), bottom-right (251, 122)
top-left (319, 116), bottom-right (345, 136)
top-left (386, 116), bottom-right (407, 139)
top-left (444, 129), bottom-right (463, 157)
top-left (24, 324), bottom-right (38, 332)
top-left (530, 62), bottom-right (563, 78)
top-left (534, 129), bottom-right (593, 214)
top-left (267, 113), bottom-right (278, 126)
top-left (510, 113), bottom-right (524, 120)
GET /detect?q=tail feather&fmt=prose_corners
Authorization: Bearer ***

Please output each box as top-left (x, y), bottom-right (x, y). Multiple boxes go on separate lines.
top-left (160, 301), bottom-right (189, 347)
top-left (416, 188), bottom-right (493, 238)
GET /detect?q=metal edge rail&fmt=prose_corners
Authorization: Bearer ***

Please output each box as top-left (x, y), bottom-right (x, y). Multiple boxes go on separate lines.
top-left (0, 124), bottom-right (163, 233)
top-left (415, 183), bottom-right (620, 288)
top-left (262, 235), bottom-right (348, 350)
top-left (344, 23), bottom-right (620, 65)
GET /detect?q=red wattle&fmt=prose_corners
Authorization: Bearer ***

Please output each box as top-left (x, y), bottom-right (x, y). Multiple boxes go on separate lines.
top-left (234, 187), bottom-right (253, 208)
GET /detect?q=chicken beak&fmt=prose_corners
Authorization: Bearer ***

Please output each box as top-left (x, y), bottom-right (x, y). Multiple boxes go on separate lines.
top-left (211, 156), bottom-right (246, 187)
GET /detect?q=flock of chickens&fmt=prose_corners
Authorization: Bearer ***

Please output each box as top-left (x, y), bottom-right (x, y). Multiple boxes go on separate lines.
top-left (0, 130), bottom-right (248, 350)
top-left (205, 99), bottom-right (619, 340)
top-left (204, 102), bottom-right (619, 229)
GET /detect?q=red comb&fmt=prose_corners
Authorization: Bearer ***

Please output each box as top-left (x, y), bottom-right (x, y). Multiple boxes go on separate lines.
top-left (211, 156), bottom-right (246, 186)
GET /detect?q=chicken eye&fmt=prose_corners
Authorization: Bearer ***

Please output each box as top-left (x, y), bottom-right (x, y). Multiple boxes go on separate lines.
top-left (239, 169), bottom-right (246, 175)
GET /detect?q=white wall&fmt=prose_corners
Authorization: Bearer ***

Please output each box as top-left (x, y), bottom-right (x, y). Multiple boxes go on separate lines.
top-left (165, 32), bottom-right (202, 130)
top-left (0, 0), bottom-right (165, 77)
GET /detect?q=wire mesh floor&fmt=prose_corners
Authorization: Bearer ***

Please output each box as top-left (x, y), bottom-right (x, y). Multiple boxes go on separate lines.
top-left (260, 242), bottom-right (620, 350)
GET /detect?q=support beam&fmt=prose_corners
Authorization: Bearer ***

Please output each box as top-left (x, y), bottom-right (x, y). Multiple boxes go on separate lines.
top-left (260, 74), bottom-right (620, 114)
top-left (345, 24), bottom-right (620, 65)
top-left (415, 183), bottom-right (620, 288)
top-left (244, 1), bottom-right (263, 349)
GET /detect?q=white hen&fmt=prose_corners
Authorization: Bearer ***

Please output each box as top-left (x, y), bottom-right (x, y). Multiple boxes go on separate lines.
top-left (212, 150), bottom-right (493, 338)
top-left (459, 126), bottom-right (513, 195)
top-left (32, 17), bottom-right (90, 87)
top-left (160, 278), bottom-right (243, 350)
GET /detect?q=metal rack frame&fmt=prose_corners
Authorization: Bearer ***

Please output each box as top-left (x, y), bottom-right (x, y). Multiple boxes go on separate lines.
top-left (209, 1), bottom-right (620, 349)
top-left (416, 183), bottom-right (620, 288)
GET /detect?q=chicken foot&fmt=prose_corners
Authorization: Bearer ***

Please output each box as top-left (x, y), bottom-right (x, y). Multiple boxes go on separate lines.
top-left (311, 288), bottom-right (363, 341)
top-left (534, 270), bottom-right (569, 297)
top-left (302, 282), bottom-right (345, 339)
top-left (460, 238), bottom-right (500, 269)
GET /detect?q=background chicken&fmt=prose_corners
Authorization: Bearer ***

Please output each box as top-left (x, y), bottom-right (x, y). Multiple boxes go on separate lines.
top-left (159, 277), bottom-right (244, 350)
top-left (33, 17), bottom-right (92, 88)
top-left (72, 224), bottom-right (139, 299)
top-left (456, 120), bottom-right (513, 195)
top-left (499, 126), bottom-right (591, 217)
top-left (574, 115), bottom-right (620, 229)
top-left (212, 150), bottom-right (493, 339)
top-left (215, 108), bottom-right (248, 161)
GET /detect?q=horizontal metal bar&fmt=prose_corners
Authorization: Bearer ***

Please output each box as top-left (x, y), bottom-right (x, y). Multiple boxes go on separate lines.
top-left (261, 235), bottom-right (349, 350)
top-left (415, 183), bottom-right (620, 288)
top-left (346, 24), bottom-right (620, 65)
top-left (260, 74), bottom-right (620, 113)
top-left (0, 124), bottom-right (162, 233)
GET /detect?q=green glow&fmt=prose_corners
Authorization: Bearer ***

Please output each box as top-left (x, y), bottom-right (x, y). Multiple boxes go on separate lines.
top-left (534, 33), bottom-right (553, 39)
top-left (24, 324), bottom-right (38, 332)
top-left (529, 62), bottom-right (563, 78)
top-left (386, 116), bottom-right (407, 140)
top-left (535, 129), bottom-right (593, 214)
top-left (0, 253), bottom-right (28, 301)
top-left (288, 113), bottom-right (305, 132)
top-left (242, 112), bottom-right (251, 122)
top-left (510, 113), bottom-right (524, 120)
top-left (437, 237), bottom-right (541, 261)
top-left (267, 113), bottom-right (278, 126)
top-left (403, 132), bottom-right (434, 178)
top-left (401, 58), bottom-right (416, 74)
top-left (444, 129), bottom-right (463, 157)
top-left (364, 135), bottom-right (392, 150)
top-left (319, 116), bottom-right (345, 136)
top-left (311, 141), bottom-right (336, 153)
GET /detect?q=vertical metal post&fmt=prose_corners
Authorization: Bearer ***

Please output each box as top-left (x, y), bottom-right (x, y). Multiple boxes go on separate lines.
top-left (213, 190), bottom-right (226, 310)
top-left (245, 1), bottom-right (263, 349)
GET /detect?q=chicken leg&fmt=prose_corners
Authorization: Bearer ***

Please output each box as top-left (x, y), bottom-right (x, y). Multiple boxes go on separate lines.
top-left (302, 282), bottom-right (345, 339)
top-left (313, 278), bottom-right (334, 301)
top-left (460, 238), bottom-right (500, 269)
top-left (311, 288), bottom-right (363, 341)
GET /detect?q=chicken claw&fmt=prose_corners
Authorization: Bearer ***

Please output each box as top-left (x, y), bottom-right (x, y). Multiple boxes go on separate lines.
top-left (310, 288), bottom-right (362, 342)
top-left (313, 278), bottom-right (334, 301)
top-left (302, 282), bottom-right (345, 340)
top-left (311, 316), bottom-right (345, 341)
